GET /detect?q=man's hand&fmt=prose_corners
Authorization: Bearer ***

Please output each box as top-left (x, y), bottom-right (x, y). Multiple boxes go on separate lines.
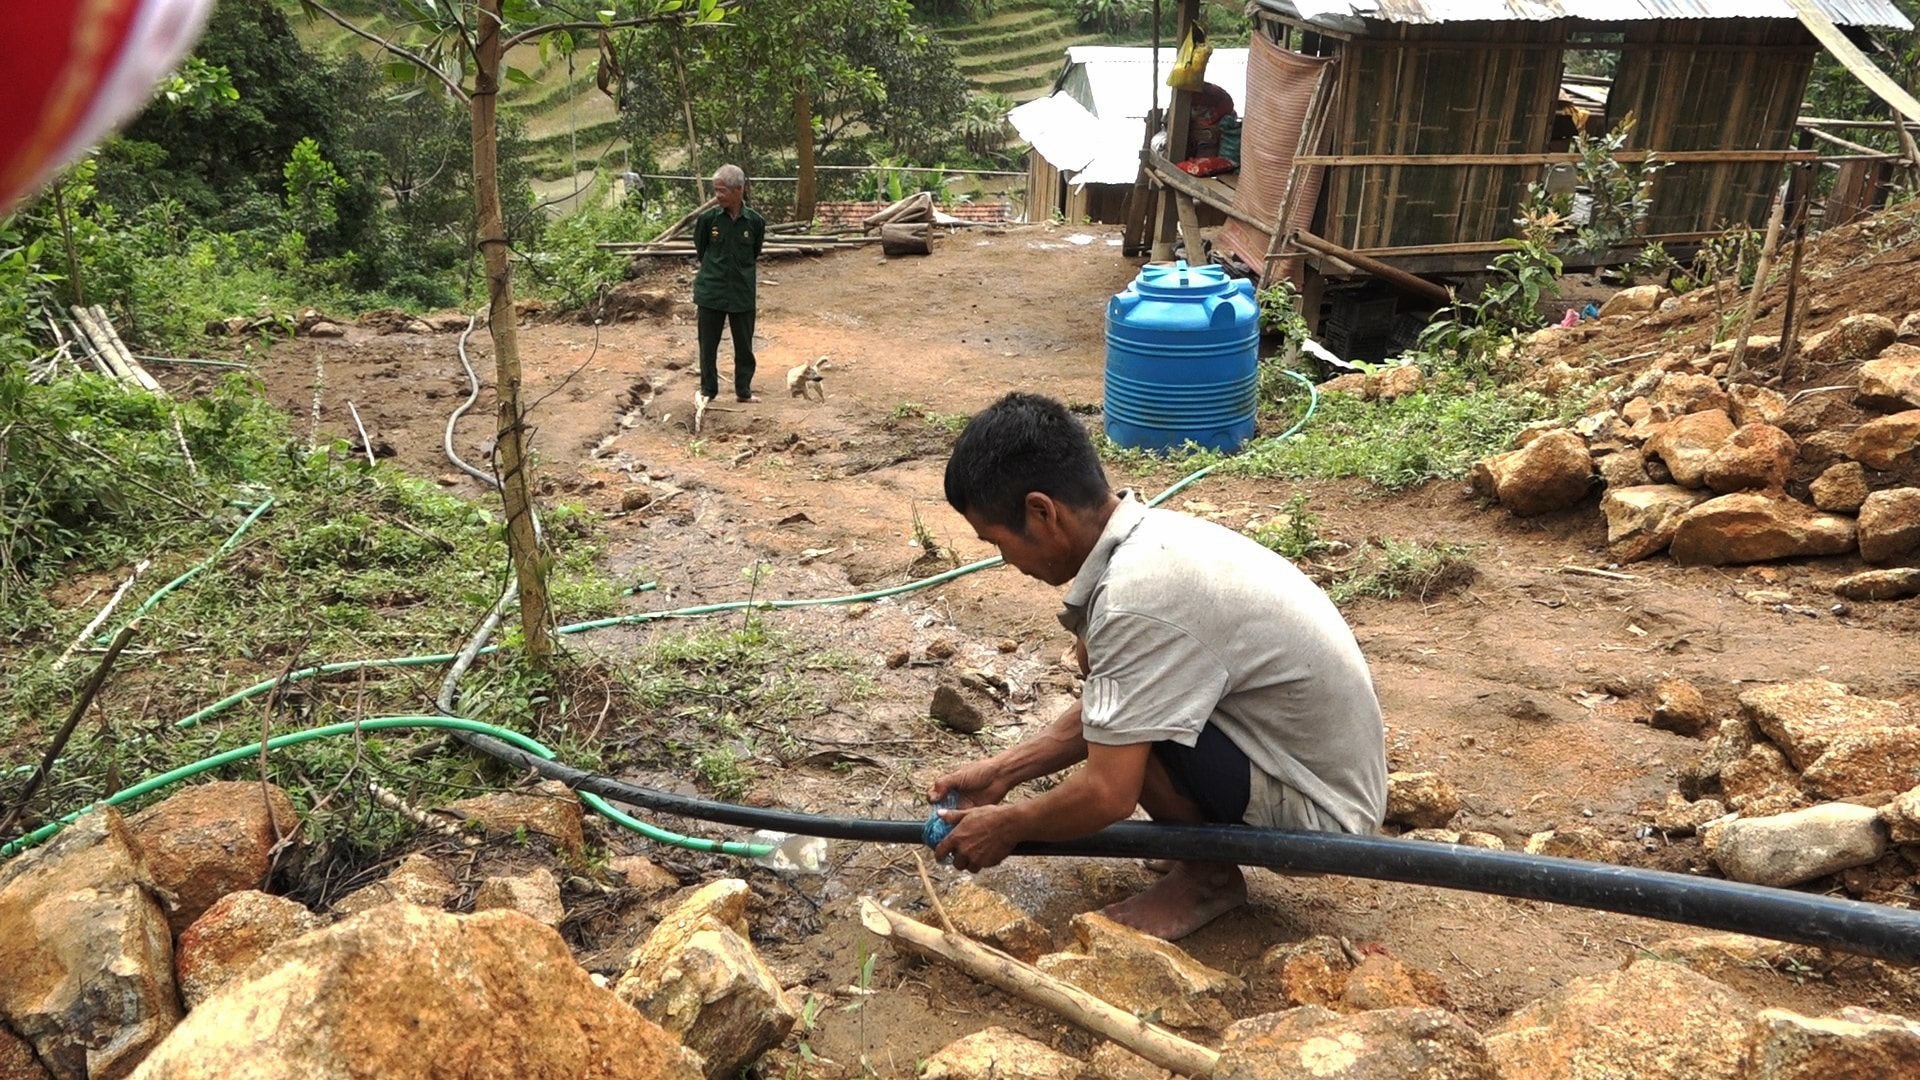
top-left (928, 758), bottom-right (1013, 810)
top-left (933, 802), bottom-right (1024, 872)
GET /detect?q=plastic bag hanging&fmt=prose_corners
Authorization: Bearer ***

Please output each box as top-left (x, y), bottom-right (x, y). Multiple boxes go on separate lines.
top-left (1168, 24), bottom-right (1213, 91)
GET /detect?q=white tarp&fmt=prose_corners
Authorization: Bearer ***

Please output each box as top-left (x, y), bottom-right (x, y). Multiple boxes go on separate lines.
top-left (1008, 47), bottom-right (1249, 189)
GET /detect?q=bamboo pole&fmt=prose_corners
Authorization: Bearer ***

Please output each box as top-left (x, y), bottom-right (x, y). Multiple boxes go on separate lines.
top-left (650, 196), bottom-right (718, 245)
top-left (1729, 184), bottom-right (1789, 381)
top-left (857, 898), bottom-right (1220, 1079)
top-left (1289, 230), bottom-right (1451, 306)
top-left (71, 306), bottom-right (133, 383)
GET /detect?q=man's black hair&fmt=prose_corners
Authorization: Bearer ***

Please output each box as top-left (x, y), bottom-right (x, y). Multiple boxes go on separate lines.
top-left (944, 392), bottom-right (1111, 532)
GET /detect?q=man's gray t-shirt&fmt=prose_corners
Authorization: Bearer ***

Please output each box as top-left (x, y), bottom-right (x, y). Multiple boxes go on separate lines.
top-left (1059, 495), bottom-right (1387, 835)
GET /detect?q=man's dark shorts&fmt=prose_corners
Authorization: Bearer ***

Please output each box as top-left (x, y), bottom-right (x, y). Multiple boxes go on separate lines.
top-left (1152, 722), bottom-right (1251, 825)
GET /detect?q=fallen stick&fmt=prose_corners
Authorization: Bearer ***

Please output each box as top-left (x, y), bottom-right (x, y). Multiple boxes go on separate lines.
top-left (1728, 187), bottom-right (1788, 381)
top-left (347, 401), bottom-right (376, 467)
top-left (1554, 565), bottom-right (1639, 581)
top-left (87, 304), bottom-right (166, 395)
top-left (857, 897), bottom-right (1220, 1078)
top-left (0, 624), bottom-right (138, 839)
top-left (649, 196), bottom-right (717, 245)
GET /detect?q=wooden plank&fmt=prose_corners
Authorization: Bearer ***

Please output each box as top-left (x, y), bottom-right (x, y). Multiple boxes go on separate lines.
top-left (1151, 0), bottom-right (1202, 260)
top-left (1174, 192), bottom-right (1205, 259)
top-left (1143, 150), bottom-right (1271, 232)
top-left (1297, 150), bottom-right (1818, 166)
top-left (1288, 230), bottom-right (1451, 305)
top-left (1791, 0), bottom-right (1920, 129)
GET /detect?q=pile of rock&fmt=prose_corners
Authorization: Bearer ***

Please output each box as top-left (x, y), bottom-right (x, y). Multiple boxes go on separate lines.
top-left (905, 879), bottom-right (1920, 1080)
top-left (1466, 310), bottom-right (1920, 592)
top-left (0, 779), bottom-right (796, 1079)
top-left (1673, 678), bottom-right (1919, 891)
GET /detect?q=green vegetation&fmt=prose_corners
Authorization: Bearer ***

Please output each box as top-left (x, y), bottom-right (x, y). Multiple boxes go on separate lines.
top-left (1248, 494), bottom-right (1329, 562)
top-left (1327, 539), bottom-right (1479, 605)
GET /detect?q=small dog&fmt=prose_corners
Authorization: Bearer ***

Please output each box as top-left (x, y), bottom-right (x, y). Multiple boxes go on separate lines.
top-left (786, 357), bottom-right (828, 402)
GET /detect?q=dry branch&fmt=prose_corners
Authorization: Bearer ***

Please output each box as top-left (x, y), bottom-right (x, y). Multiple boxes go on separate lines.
top-left (857, 897), bottom-right (1220, 1078)
top-left (1, 624), bottom-right (138, 838)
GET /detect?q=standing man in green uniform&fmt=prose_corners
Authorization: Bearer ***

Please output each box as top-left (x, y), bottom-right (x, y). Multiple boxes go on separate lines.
top-left (692, 164), bottom-right (766, 406)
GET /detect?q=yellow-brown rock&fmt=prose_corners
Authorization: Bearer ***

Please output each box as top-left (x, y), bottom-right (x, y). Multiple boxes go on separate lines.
top-left (614, 879), bottom-right (796, 1079)
top-left (131, 904), bottom-right (700, 1079)
top-left (174, 890), bottom-right (322, 1009)
top-left (1035, 912), bottom-right (1242, 1031)
top-left (127, 780), bottom-right (298, 936)
top-left (443, 779), bottom-right (585, 857)
top-left (943, 881), bottom-right (1052, 962)
top-left (1215, 1005), bottom-right (1496, 1080)
top-left (1485, 959), bottom-right (1753, 1080)
top-left (0, 808), bottom-right (179, 1080)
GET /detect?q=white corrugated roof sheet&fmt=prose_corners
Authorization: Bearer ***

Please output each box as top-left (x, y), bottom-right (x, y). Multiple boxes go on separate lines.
top-left (1266, 0), bottom-right (1912, 29)
top-left (1008, 47), bottom-right (1249, 188)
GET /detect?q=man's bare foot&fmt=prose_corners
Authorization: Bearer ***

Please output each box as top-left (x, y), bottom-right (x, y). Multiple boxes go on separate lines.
top-left (736, 393), bottom-right (761, 403)
top-left (1140, 858), bottom-right (1174, 874)
top-left (1101, 862), bottom-right (1246, 940)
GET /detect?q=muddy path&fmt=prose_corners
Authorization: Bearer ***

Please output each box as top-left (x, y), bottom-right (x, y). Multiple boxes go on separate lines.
top-left (224, 224), bottom-right (1918, 1074)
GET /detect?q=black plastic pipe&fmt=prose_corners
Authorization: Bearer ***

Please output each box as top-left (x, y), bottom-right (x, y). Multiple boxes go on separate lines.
top-left (457, 731), bottom-right (1920, 967)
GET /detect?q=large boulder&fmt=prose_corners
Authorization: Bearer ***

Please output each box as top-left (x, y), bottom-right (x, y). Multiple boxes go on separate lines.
top-left (918, 1028), bottom-right (1085, 1080)
top-left (1848, 410), bottom-right (1920, 471)
top-left (1485, 959), bottom-right (1753, 1080)
top-left (1668, 493), bottom-right (1856, 566)
top-left (1803, 314), bottom-right (1898, 368)
top-left (1597, 448), bottom-right (1651, 490)
top-left (614, 879), bottom-right (797, 1079)
top-left (1035, 913), bottom-right (1243, 1031)
top-left (132, 904), bottom-right (700, 1079)
top-left (0, 809), bottom-right (179, 1080)
top-left (1746, 1006), bottom-right (1920, 1079)
top-left (1718, 744), bottom-right (1798, 808)
top-left (1702, 423), bottom-right (1796, 493)
top-left (174, 890), bottom-right (322, 1009)
top-left (1858, 488), bottom-right (1920, 564)
top-left (943, 882), bottom-right (1051, 963)
top-left (1601, 485), bottom-right (1712, 562)
top-left (1709, 803), bottom-right (1888, 887)
top-left (1803, 729), bottom-right (1920, 799)
top-left (1599, 285), bottom-right (1670, 319)
top-left (1480, 431), bottom-right (1594, 517)
top-left (1385, 772), bottom-right (1464, 829)
top-left (1739, 680), bottom-right (1910, 770)
top-left (1810, 462), bottom-right (1871, 513)
top-left (127, 780), bottom-right (298, 936)
top-left (1213, 1006), bottom-right (1496, 1080)
top-left (1857, 344), bottom-right (1920, 412)
top-left (442, 780), bottom-right (585, 857)
top-left (1645, 410), bottom-right (1736, 489)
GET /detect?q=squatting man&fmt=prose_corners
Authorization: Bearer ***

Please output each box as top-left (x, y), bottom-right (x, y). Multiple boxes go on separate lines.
top-left (928, 393), bottom-right (1387, 940)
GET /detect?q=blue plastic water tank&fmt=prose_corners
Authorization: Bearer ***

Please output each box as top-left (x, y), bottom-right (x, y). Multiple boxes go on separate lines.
top-left (1103, 260), bottom-right (1259, 453)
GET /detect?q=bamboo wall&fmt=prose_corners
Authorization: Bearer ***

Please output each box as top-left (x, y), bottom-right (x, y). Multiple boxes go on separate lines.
top-left (1608, 21), bottom-right (1815, 235)
top-left (1281, 17), bottom-right (1818, 254)
top-left (1322, 22), bottom-right (1563, 250)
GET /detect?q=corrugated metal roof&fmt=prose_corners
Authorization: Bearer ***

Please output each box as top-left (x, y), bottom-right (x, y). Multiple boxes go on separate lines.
top-left (1263, 0), bottom-right (1913, 30)
top-left (1009, 48), bottom-right (1251, 188)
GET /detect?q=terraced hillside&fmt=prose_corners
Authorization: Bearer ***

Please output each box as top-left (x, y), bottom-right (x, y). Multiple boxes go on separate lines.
top-left (285, 4), bottom-right (616, 181)
top-left (934, 0), bottom-right (1105, 100)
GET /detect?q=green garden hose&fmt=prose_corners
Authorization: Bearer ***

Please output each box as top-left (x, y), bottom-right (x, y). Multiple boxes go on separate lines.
top-left (94, 496), bottom-right (276, 644)
top-left (8, 373), bottom-right (1321, 858)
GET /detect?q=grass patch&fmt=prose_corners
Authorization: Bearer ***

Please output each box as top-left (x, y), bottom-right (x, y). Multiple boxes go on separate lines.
top-left (1327, 539), bottom-right (1479, 605)
top-left (1098, 376), bottom-right (1575, 491)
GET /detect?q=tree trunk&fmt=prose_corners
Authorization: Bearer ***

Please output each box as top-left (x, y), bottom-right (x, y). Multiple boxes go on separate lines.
top-left (472, 0), bottom-right (553, 660)
top-left (669, 39), bottom-right (703, 203)
top-left (794, 79), bottom-right (817, 223)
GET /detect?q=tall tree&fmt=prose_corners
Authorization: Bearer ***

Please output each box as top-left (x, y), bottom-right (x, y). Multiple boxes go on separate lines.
top-left (302, 0), bottom-right (728, 662)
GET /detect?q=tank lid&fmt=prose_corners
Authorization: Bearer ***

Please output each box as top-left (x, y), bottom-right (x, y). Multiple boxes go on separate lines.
top-left (1131, 259), bottom-right (1238, 300)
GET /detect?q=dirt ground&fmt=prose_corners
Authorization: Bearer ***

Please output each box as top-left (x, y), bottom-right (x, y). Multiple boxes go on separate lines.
top-left (217, 222), bottom-right (1918, 1074)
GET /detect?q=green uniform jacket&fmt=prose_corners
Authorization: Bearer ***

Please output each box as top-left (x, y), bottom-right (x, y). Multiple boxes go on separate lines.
top-left (691, 204), bottom-right (765, 312)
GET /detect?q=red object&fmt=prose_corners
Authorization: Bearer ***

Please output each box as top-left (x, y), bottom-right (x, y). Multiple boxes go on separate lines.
top-left (1177, 157), bottom-right (1237, 178)
top-left (0, 0), bottom-right (213, 215)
